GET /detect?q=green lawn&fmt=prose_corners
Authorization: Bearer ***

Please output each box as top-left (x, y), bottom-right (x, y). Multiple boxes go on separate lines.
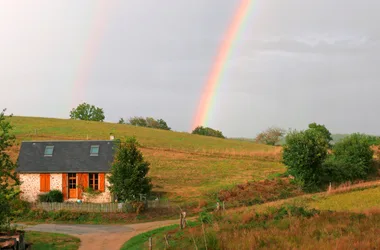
top-left (309, 186), bottom-right (380, 212)
top-left (25, 231), bottom-right (80, 250)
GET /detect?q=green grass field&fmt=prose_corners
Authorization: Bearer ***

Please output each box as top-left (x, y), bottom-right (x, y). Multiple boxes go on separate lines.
top-left (309, 186), bottom-right (380, 212)
top-left (8, 116), bottom-right (284, 203)
top-left (25, 231), bottom-right (80, 250)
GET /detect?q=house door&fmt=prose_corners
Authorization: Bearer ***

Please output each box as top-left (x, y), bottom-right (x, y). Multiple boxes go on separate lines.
top-left (68, 173), bottom-right (77, 198)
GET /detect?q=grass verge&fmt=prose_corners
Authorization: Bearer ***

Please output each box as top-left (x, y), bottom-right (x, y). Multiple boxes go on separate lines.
top-left (25, 231), bottom-right (80, 250)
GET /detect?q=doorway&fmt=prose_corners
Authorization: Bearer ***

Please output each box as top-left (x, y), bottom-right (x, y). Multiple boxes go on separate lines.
top-left (68, 173), bottom-right (77, 198)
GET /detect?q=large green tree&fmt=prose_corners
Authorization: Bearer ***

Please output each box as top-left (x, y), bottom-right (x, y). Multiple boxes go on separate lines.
top-left (70, 102), bottom-right (105, 122)
top-left (108, 137), bottom-right (152, 201)
top-left (0, 109), bottom-right (20, 229)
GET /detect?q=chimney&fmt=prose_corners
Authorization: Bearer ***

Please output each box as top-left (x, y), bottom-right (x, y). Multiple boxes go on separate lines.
top-left (110, 133), bottom-right (115, 140)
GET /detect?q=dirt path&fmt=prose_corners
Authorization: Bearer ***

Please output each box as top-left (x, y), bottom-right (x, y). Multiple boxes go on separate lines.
top-left (17, 219), bottom-right (180, 250)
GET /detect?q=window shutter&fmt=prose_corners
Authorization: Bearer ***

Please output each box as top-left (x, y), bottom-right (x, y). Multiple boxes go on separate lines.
top-left (62, 174), bottom-right (68, 200)
top-left (99, 173), bottom-right (105, 192)
top-left (40, 174), bottom-right (50, 192)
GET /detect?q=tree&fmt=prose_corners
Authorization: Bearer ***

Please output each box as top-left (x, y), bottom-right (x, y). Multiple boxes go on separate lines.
top-left (108, 137), bottom-right (152, 201)
top-left (127, 117), bottom-right (171, 131)
top-left (192, 126), bottom-right (225, 139)
top-left (118, 118), bottom-right (125, 124)
top-left (0, 109), bottom-right (20, 228)
top-left (282, 128), bottom-right (329, 190)
top-left (157, 119), bottom-right (171, 131)
top-left (128, 117), bottom-right (147, 127)
top-left (70, 103), bottom-right (105, 122)
top-left (255, 127), bottom-right (285, 146)
top-left (308, 123), bottom-right (333, 146)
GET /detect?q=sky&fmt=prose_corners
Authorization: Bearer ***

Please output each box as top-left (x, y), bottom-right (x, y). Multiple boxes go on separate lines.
top-left (1, 0), bottom-right (380, 138)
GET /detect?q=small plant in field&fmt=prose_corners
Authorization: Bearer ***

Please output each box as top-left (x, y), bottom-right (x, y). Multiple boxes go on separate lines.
top-left (199, 209), bottom-right (213, 224)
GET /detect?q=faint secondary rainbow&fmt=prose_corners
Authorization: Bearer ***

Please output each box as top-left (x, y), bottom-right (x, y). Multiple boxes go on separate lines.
top-left (192, 0), bottom-right (253, 130)
top-left (71, 0), bottom-right (112, 108)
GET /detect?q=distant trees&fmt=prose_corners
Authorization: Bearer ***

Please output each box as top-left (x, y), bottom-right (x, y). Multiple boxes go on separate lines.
top-left (283, 123), bottom-right (375, 191)
top-left (192, 126), bottom-right (225, 139)
top-left (255, 127), bottom-right (285, 146)
top-left (0, 109), bottom-right (20, 228)
top-left (108, 137), bottom-right (152, 201)
top-left (119, 116), bottom-right (171, 131)
top-left (70, 103), bottom-right (105, 122)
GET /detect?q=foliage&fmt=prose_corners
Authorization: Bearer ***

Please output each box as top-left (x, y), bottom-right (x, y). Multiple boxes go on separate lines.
top-left (0, 109), bottom-right (20, 229)
top-left (108, 137), bottom-right (152, 202)
top-left (127, 116), bottom-right (171, 130)
top-left (255, 127), bottom-right (285, 146)
top-left (192, 126), bottom-right (225, 139)
top-left (38, 190), bottom-right (64, 203)
top-left (320, 134), bottom-right (374, 184)
top-left (118, 118), bottom-right (125, 124)
top-left (308, 123), bottom-right (333, 145)
top-left (25, 231), bottom-right (80, 250)
top-left (83, 187), bottom-right (101, 198)
top-left (70, 102), bottom-right (105, 122)
top-left (366, 135), bottom-right (380, 146)
top-left (283, 129), bottom-right (329, 191)
top-left (199, 209), bottom-right (213, 224)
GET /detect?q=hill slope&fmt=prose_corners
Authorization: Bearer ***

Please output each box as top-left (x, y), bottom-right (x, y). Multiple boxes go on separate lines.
top-left (8, 116), bottom-right (284, 203)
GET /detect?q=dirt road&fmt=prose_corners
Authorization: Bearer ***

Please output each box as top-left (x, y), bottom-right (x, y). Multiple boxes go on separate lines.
top-left (17, 219), bottom-right (179, 250)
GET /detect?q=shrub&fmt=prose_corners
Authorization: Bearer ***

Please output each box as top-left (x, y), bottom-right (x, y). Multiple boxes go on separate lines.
top-left (283, 129), bottom-right (329, 191)
top-left (333, 133), bottom-right (374, 169)
top-left (192, 126), bottom-right (225, 139)
top-left (38, 190), bottom-right (64, 203)
top-left (308, 123), bottom-right (333, 147)
top-left (199, 209), bottom-right (213, 224)
top-left (320, 134), bottom-right (375, 184)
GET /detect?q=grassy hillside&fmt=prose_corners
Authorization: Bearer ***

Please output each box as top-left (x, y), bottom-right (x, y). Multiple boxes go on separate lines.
top-left (8, 116), bottom-right (284, 203)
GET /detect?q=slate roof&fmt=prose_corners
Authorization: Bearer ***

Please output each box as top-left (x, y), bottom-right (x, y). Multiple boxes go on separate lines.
top-left (17, 140), bottom-right (115, 173)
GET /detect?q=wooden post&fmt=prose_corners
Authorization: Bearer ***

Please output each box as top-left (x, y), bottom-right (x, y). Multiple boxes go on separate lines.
top-left (180, 212), bottom-right (183, 229)
top-left (216, 202), bottom-right (220, 211)
top-left (222, 201), bottom-right (225, 211)
top-left (149, 237), bottom-right (153, 250)
top-left (182, 212), bottom-right (187, 229)
top-left (164, 234), bottom-right (170, 248)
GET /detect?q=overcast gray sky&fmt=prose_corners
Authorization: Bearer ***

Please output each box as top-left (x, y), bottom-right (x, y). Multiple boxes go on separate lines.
top-left (1, 0), bottom-right (379, 137)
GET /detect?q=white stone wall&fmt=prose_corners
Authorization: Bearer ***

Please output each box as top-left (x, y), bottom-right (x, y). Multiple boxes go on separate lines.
top-left (83, 174), bottom-right (112, 203)
top-left (20, 174), bottom-right (41, 202)
top-left (50, 174), bottom-right (62, 191)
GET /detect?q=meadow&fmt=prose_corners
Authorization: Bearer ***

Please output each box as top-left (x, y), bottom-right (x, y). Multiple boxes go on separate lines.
top-left (8, 116), bottom-right (284, 203)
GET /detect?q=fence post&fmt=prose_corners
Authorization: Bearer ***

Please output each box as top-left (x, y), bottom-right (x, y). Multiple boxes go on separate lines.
top-left (222, 201), bottom-right (225, 211)
top-left (180, 212), bottom-right (183, 229)
top-left (149, 237), bottom-right (153, 250)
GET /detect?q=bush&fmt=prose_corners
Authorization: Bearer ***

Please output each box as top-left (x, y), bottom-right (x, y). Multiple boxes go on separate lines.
top-left (192, 126), bottom-right (225, 139)
top-left (320, 134), bottom-right (374, 184)
top-left (283, 129), bottom-right (329, 191)
top-left (38, 190), bottom-right (64, 203)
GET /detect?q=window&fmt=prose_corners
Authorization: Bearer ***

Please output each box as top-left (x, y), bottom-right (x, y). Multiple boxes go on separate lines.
top-left (68, 173), bottom-right (76, 189)
top-left (89, 173), bottom-right (99, 190)
top-left (90, 145), bottom-right (100, 156)
top-left (44, 146), bottom-right (54, 156)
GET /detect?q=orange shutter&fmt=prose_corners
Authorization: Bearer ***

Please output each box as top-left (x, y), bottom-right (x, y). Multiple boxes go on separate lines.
top-left (77, 173), bottom-right (89, 199)
top-left (40, 174), bottom-right (50, 192)
top-left (99, 173), bottom-right (105, 192)
top-left (62, 174), bottom-right (68, 200)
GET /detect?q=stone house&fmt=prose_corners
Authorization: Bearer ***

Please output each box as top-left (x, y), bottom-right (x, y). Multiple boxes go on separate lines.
top-left (17, 140), bottom-right (115, 203)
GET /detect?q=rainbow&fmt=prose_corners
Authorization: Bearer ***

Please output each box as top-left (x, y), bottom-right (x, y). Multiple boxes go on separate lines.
top-left (71, 1), bottom-right (112, 108)
top-left (191, 0), bottom-right (253, 130)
